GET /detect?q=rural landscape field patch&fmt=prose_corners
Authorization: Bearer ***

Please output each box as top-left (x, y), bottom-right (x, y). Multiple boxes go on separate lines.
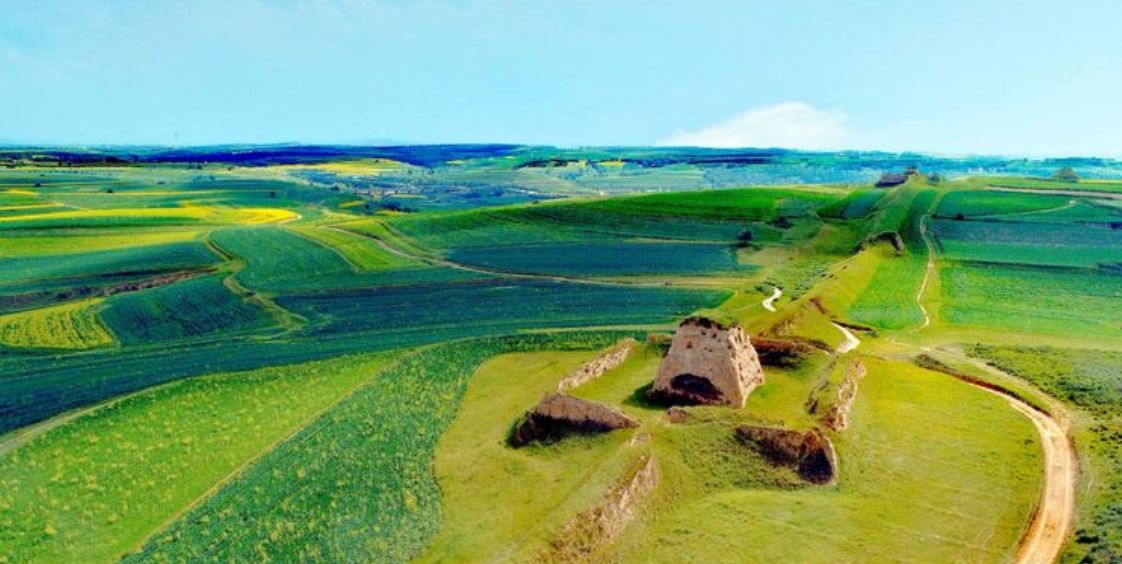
top-left (0, 149), bottom-right (1119, 563)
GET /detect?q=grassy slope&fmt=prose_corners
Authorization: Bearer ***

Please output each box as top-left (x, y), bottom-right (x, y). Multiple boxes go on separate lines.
top-left (608, 357), bottom-right (1042, 563)
top-left (967, 346), bottom-right (1122, 562)
top-left (419, 351), bottom-right (638, 562)
top-left (0, 352), bottom-right (400, 563)
top-left (129, 334), bottom-right (629, 563)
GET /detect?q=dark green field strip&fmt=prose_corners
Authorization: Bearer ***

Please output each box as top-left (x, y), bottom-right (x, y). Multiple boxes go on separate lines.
top-left (211, 227), bottom-right (485, 292)
top-left (1000, 200), bottom-right (1122, 224)
top-left (986, 176), bottom-right (1122, 194)
top-left (448, 241), bottom-right (751, 277)
top-left (277, 279), bottom-right (728, 337)
top-left (0, 279), bottom-right (723, 434)
top-left (933, 218), bottom-right (1122, 268)
top-left (0, 241), bottom-right (219, 299)
top-left (128, 333), bottom-right (629, 563)
top-left (388, 187), bottom-right (842, 251)
top-left (935, 189), bottom-right (1073, 218)
top-left (818, 189), bottom-right (886, 219)
top-left (100, 275), bottom-right (276, 344)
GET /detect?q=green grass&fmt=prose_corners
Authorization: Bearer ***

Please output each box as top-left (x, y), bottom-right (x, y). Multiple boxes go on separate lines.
top-left (967, 345), bottom-right (1122, 563)
top-left (845, 251), bottom-right (926, 330)
top-left (448, 241), bottom-right (750, 277)
top-left (129, 333), bottom-right (628, 563)
top-left (940, 262), bottom-right (1122, 338)
top-left (0, 242), bottom-right (219, 301)
top-left (419, 350), bottom-right (638, 562)
top-left (606, 357), bottom-right (1042, 563)
top-left (986, 176), bottom-right (1122, 193)
top-left (933, 218), bottom-right (1122, 268)
top-left (277, 280), bottom-right (729, 339)
top-left (0, 229), bottom-right (202, 258)
top-left (936, 189), bottom-right (1072, 218)
top-left (0, 352), bottom-right (401, 563)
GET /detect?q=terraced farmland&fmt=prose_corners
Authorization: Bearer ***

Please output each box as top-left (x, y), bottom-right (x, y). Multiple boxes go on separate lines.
top-left (1, 154), bottom-right (1118, 564)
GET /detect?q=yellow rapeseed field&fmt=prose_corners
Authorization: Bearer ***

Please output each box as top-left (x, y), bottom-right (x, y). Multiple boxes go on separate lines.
top-left (0, 299), bottom-right (115, 349)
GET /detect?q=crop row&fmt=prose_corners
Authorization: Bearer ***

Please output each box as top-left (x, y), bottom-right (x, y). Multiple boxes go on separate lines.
top-left (100, 275), bottom-right (274, 344)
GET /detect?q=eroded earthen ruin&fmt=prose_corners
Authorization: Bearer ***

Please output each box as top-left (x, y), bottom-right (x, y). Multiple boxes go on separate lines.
top-left (649, 316), bottom-right (765, 407)
top-left (510, 393), bottom-right (639, 447)
top-left (735, 425), bottom-right (837, 484)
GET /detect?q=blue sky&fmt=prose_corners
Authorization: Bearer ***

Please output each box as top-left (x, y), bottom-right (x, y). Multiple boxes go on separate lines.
top-left (2, 0), bottom-right (1121, 156)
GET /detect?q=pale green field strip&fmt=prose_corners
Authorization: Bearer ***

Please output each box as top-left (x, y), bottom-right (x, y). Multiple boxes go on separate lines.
top-left (287, 224), bottom-right (420, 271)
top-left (0, 299), bottom-right (114, 350)
top-left (605, 357), bottom-right (1042, 563)
top-left (0, 229), bottom-right (202, 258)
top-left (0, 352), bottom-right (400, 563)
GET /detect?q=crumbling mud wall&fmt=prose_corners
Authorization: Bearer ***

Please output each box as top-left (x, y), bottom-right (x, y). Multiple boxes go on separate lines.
top-left (510, 393), bottom-right (639, 447)
top-left (819, 359), bottom-right (866, 431)
top-left (542, 454), bottom-right (659, 562)
top-left (649, 317), bottom-right (764, 407)
top-left (557, 339), bottom-right (636, 392)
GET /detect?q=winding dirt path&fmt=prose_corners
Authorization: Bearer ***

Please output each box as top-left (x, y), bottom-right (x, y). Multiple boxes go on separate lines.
top-left (762, 286), bottom-right (782, 312)
top-left (1005, 397), bottom-right (1076, 564)
top-left (832, 323), bottom-right (861, 353)
top-left (916, 214), bottom-right (935, 330)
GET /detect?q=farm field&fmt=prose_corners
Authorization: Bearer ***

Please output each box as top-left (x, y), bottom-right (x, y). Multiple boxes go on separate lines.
top-left (0, 149), bottom-right (1119, 563)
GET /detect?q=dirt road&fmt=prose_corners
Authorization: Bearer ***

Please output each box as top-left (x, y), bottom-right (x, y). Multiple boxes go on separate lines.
top-left (832, 323), bottom-right (861, 353)
top-left (1004, 397), bottom-right (1076, 564)
top-left (916, 214), bottom-right (935, 329)
top-left (762, 286), bottom-right (782, 312)
top-left (911, 215), bottom-right (1075, 562)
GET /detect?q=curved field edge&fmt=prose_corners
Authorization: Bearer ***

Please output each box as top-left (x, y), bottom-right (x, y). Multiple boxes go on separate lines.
top-left (0, 352), bottom-right (402, 563)
top-left (127, 332), bottom-right (632, 563)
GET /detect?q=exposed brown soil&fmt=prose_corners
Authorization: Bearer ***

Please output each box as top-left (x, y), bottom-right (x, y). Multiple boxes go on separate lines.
top-left (510, 393), bottom-right (639, 447)
top-left (915, 353), bottom-right (1076, 564)
top-left (735, 425), bottom-right (837, 484)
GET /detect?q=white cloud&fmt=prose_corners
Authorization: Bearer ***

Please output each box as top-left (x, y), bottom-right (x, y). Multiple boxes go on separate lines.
top-left (659, 102), bottom-right (849, 150)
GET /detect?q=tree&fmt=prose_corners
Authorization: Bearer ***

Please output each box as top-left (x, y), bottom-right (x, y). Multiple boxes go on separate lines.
top-left (1052, 166), bottom-right (1079, 182)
